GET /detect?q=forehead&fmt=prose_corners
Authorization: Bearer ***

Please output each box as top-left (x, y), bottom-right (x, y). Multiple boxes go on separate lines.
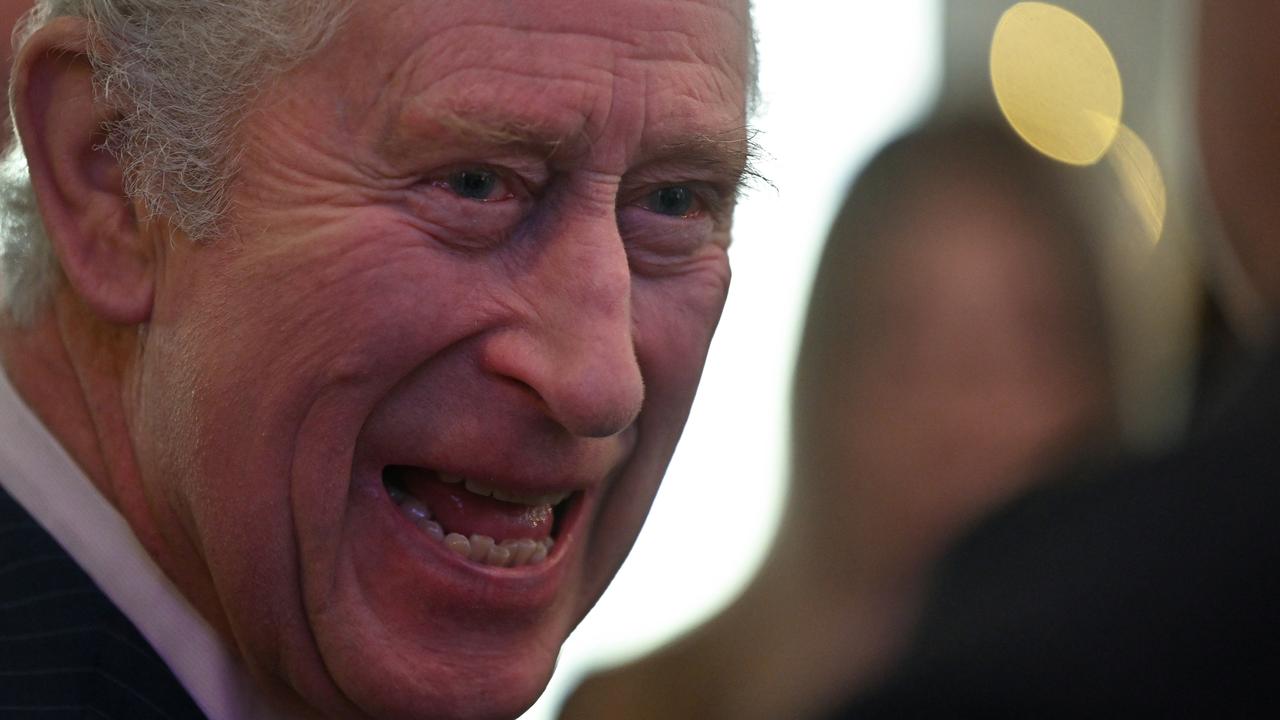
top-left (323, 0), bottom-right (752, 160)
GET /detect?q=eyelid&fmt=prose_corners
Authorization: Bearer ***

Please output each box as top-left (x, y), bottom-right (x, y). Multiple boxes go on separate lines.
top-left (629, 182), bottom-right (728, 220)
top-left (422, 161), bottom-right (546, 200)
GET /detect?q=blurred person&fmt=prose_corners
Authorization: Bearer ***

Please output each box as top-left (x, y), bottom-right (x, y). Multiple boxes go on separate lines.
top-left (0, 1), bottom-right (756, 718)
top-left (559, 120), bottom-right (1118, 720)
top-left (831, 2), bottom-right (1280, 717)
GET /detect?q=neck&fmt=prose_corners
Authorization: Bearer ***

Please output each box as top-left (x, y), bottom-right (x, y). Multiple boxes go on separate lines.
top-left (721, 532), bottom-right (921, 718)
top-left (2, 294), bottom-right (324, 720)
top-left (1, 291), bottom-right (183, 606)
top-left (578, 532), bottom-right (922, 720)
top-left (1, 296), bottom-right (118, 495)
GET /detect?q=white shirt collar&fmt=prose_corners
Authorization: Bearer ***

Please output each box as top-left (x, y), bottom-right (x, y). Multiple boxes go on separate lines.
top-left (0, 364), bottom-right (285, 719)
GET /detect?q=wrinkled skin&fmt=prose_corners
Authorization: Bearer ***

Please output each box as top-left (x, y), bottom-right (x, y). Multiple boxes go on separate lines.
top-left (122, 1), bottom-right (751, 718)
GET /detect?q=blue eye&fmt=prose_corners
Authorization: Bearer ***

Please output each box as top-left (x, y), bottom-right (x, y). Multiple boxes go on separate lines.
top-left (646, 186), bottom-right (699, 217)
top-left (445, 170), bottom-right (502, 201)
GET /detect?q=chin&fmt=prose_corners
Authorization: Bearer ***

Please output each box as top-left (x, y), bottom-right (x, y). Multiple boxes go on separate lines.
top-left (272, 450), bottom-right (616, 720)
top-left (327, 641), bottom-right (559, 720)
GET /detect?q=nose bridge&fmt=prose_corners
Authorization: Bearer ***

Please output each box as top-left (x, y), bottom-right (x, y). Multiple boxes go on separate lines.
top-left (509, 210), bottom-right (644, 438)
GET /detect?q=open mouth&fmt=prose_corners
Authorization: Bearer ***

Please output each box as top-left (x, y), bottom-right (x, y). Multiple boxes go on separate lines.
top-left (382, 465), bottom-right (576, 568)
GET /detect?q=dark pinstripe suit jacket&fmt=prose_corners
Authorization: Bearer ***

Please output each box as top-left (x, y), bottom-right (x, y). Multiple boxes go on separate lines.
top-left (0, 486), bottom-right (208, 719)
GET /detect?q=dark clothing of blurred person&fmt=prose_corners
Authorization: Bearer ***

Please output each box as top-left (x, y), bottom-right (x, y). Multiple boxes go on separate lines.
top-left (831, 3), bottom-right (1280, 717)
top-left (830, 344), bottom-right (1280, 719)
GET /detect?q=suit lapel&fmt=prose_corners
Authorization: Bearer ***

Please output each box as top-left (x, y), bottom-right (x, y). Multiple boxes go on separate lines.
top-left (0, 485), bottom-right (209, 719)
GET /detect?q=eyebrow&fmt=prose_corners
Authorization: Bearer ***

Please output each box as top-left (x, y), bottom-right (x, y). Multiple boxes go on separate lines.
top-left (430, 110), bottom-right (572, 159)
top-left (415, 109), bottom-right (768, 193)
top-left (648, 130), bottom-right (768, 194)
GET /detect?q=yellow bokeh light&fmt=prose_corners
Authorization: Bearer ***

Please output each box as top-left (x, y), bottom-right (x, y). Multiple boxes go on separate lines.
top-left (1107, 123), bottom-right (1167, 244)
top-left (990, 2), bottom-right (1123, 166)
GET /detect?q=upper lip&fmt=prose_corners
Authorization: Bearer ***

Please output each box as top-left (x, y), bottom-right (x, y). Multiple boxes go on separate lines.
top-left (385, 462), bottom-right (595, 503)
top-left (383, 432), bottom-right (634, 505)
top-left (364, 412), bottom-right (638, 520)
top-left (437, 473), bottom-right (574, 507)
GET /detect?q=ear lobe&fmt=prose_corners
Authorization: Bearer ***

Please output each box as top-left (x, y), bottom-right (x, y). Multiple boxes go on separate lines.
top-left (12, 16), bottom-right (153, 326)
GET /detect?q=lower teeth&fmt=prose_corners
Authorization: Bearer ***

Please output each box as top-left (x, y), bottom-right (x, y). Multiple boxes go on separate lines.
top-left (385, 482), bottom-right (555, 567)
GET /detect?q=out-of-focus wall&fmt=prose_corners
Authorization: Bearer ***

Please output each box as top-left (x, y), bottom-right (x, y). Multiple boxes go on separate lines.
top-left (941, 1), bottom-right (1193, 150)
top-left (940, 0), bottom-right (1207, 451)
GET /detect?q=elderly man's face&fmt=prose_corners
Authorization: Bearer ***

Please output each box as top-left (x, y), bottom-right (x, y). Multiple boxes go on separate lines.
top-left (129, 0), bottom-right (750, 717)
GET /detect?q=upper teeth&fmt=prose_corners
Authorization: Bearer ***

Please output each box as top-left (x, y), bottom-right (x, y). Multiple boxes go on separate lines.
top-left (444, 474), bottom-right (572, 507)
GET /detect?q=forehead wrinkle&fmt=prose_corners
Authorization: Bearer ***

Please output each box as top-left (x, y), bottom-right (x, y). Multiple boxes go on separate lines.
top-left (383, 60), bottom-right (611, 163)
top-left (623, 1), bottom-right (753, 88)
top-left (375, 3), bottom-right (747, 122)
top-left (357, 3), bottom-right (751, 176)
top-left (421, 0), bottom-right (747, 55)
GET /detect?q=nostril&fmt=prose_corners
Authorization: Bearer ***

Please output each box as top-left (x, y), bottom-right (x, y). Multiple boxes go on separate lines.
top-left (502, 375), bottom-right (539, 399)
top-left (554, 371), bottom-right (643, 438)
top-left (480, 321), bottom-right (643, 437)
top-left (499, 374), bottom-right (554, 417)
top-left (496, 367), bottom-right (640, 437)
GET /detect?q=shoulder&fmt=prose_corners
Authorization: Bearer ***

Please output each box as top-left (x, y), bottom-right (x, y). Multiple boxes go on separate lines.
top-left (844, 348), bottom-right (1280, 717)
top-left (0, 487), bottom-right (207, 720)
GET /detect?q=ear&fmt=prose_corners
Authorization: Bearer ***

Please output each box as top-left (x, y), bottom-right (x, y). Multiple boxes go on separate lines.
top-left (11, 16), bottom-right (153, 325)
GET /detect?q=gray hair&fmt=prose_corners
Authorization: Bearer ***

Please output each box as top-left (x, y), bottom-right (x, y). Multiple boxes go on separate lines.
top-left (0, 0), bottom-right (346, 324)
top-left (0, 1), bottom-right (760, 325)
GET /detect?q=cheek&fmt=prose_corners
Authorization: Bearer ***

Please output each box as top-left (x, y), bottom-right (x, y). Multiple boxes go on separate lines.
top-left (575, 256), bottom-right (728, 594)
top-left (631, 254), bottom-right (731, 405)
top-left (137, 217), bottom-right (504, 647)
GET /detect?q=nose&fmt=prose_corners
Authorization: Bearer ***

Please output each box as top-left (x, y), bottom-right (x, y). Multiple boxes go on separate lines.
top-left (483, 212), bottom-right (644, 438)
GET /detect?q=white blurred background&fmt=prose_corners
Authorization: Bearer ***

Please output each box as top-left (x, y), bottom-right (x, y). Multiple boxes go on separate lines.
top-left (521, 3), bottom-right (943, 717)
